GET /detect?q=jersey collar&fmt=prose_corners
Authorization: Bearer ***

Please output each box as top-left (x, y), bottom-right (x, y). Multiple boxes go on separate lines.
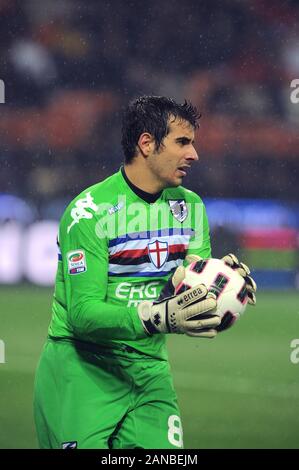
top-left (120, 166), bottom-right (163, 204)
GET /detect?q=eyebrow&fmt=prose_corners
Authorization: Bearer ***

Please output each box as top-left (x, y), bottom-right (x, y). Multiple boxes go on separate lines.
top-left (175, 136), bottom-right (195, 144)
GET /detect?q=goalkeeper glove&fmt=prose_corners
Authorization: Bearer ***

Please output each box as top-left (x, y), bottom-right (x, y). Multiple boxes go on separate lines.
top-left (138, 265), bottom-right (220, 338)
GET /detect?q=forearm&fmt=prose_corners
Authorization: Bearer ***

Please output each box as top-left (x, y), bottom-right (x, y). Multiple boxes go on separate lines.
top-left (69, 299), bottom-right (147, 342)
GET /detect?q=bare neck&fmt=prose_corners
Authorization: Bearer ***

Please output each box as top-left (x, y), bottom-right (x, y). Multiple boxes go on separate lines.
top-left (124, 162), bottom-right (163, 194)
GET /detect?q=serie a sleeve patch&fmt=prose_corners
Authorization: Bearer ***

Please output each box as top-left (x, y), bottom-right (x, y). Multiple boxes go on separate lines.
top-left (67, 249), bottom-right (87, 275)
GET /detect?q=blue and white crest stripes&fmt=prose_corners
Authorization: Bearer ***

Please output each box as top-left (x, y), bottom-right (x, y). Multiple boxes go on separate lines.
top-left (108, 227), bottom-right (194, 249)
top-left (108, 228), bottom-right (194, 277)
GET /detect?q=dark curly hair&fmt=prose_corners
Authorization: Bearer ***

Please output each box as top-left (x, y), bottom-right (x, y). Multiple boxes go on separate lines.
top-left (121, 96), bottom-right (201, 163)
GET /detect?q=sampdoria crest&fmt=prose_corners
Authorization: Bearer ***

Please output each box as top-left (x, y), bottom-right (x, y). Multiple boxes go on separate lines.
top-left (168, 199), bottom-right (188, 223)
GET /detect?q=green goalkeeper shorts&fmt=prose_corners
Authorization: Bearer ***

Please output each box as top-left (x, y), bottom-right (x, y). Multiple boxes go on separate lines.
top-left (34, 338), bottom-right (183, 449)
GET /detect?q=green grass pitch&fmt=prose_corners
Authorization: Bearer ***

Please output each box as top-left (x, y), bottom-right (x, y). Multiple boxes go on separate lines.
top-left (0, 286), bottom-right (298, 449)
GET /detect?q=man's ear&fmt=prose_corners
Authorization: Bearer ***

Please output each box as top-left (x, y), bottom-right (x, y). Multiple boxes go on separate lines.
top-left (137, 132), bottom-right (155, 157)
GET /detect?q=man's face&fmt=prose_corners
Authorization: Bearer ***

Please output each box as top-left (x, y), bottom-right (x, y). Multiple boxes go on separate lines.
top-left (146, 118), bottom-right (199, 189)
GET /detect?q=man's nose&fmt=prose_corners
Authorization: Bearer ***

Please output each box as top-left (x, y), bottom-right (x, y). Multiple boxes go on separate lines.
top-left (186, 148), bottom-right (199, 161)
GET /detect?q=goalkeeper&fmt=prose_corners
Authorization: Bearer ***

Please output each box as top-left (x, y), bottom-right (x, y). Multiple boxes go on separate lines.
top-left (34, 96), bottom-right (256, 449)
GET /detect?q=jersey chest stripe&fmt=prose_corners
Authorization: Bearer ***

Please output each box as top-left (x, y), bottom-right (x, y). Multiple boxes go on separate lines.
top-left (109, 243), bottom-right (187, 260)
top-left (108, 228), bottom-right (194, 248)
top-left (108, 260), bottom-right (182, 277)
top-left (109, 251), bottom-right (186, 266)
top-left (109, 235), bottom-right (192, 256)
top-left (108, 259), bottom-right (182, 275)
top-left (108, 270), bottom-right (175, 278)
top-left (110, 247), bottom-right (148, 260)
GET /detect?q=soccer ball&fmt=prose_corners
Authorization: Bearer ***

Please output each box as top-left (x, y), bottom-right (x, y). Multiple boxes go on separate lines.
top-left (175, 258), bottom-right (248, 328)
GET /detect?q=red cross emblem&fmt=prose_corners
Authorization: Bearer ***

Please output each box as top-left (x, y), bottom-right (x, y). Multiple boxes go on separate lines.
top-left (148, 240), bottom-right (169, 269)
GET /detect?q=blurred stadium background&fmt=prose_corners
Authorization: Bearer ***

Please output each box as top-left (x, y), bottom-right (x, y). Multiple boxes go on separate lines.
top-left (0, 0), bottom-right (299, 449)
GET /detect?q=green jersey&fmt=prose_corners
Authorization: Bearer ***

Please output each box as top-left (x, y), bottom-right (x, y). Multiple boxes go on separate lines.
top-left (49, 168), bottom-right (211, 360)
